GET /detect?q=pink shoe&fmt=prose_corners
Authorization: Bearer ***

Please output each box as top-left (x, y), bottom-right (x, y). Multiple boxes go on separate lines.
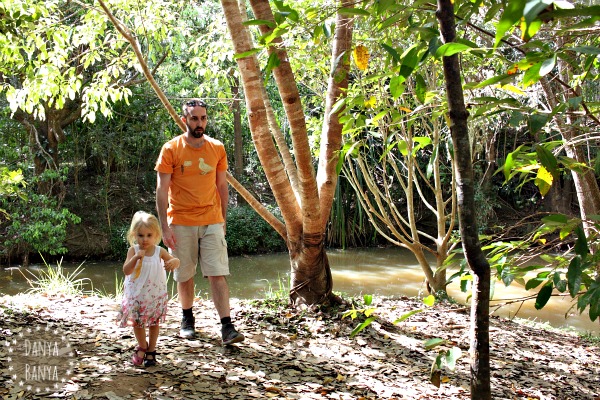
top-left (132, 346), bottom-right (147, 366)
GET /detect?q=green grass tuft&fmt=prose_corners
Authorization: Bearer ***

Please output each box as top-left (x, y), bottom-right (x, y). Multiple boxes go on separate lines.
top-left (22, 256), bottom-right (92, 296)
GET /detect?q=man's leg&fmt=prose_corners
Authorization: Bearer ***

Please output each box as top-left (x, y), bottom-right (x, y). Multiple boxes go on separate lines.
top-left (171, 225), bottom-right (199, 339)
top-left (201, 224), bottom-right (244, 345)
top-left (178, 278), bottom-right (197, 338)
top-left (207, 275), bottom-right (230, 319)
top-left (178, 278), bottom-right (195, 310)
top-left (208, 276), bottom-right (244, 345)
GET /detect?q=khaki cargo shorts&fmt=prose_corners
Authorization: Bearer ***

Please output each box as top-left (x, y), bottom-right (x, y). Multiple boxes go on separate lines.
top-left (170, 224), bottom-right (229, 282)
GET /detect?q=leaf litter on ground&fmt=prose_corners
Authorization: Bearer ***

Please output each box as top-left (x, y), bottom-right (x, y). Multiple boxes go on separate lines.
top-left (0, 293), bottom-right (598, 399)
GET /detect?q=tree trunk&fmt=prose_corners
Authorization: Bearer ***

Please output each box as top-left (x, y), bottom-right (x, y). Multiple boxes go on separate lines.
top-left (220, 0), bottom-right (354, 306)
top-left (289, 234), bottom-right (334, 305)
top-left (436, 1), bottom-right (491, 398)
top-left (542, 178), bottom-right (574, 215)
top-left (317, 0), bottom-right (354, 228)
top-left (540, 61), bottom-right (600, 236)
top-left (231, 75), bottom-right (246, 206)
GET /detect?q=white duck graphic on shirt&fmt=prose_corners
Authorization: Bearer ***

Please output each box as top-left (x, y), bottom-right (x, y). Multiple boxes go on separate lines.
top-left (198, 158), bottom-right (213, 175)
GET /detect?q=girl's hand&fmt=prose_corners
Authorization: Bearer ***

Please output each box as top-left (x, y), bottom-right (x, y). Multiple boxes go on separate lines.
top-left (164, 258), bottom-right (180, 272)
top-left (136, 249), bottom-right (146, 259)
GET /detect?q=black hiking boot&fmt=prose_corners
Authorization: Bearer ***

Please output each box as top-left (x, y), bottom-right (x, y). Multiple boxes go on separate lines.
top-left (221, 323), bottom-right (244, 346)
top-left (180, 315), bottom-right (196, 339)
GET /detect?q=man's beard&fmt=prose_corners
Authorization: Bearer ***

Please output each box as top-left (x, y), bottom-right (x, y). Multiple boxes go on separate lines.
top-left (189, 127), bottom-right (204, 138)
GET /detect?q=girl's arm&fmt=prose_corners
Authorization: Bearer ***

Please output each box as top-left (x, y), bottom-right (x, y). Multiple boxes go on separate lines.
top-left (160, 247), bottom-right (180, 272)
top-left (123, 246), bottom-right (144, 275)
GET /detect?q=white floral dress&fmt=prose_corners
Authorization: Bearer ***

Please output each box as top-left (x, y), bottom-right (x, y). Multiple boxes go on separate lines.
top-left (118, 245), bottom-right (168, 328)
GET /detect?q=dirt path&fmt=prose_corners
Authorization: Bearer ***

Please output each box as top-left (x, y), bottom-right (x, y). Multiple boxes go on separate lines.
top-left (0, 294), bottom-right (598, 399)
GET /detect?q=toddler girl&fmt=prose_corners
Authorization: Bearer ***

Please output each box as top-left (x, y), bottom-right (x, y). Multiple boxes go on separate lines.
top-left (118, 211), bottom-right (180, 366)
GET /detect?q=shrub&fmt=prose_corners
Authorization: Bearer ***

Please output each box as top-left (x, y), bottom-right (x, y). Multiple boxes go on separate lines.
top-left (108, 222), bottom-right (129, 260)
top-left (226, 205), bottom-right (286, 255)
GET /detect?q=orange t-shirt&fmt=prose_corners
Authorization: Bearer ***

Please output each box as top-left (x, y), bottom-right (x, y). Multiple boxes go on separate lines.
top-left (155, 135), bottom-right (228, 226)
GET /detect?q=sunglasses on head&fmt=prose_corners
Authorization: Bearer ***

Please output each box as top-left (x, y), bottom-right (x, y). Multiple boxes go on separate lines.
top-left (185, 100), bottom-right (207, 108)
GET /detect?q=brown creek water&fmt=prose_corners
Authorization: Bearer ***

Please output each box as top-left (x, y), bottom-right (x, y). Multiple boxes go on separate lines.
top-left (1, 247), bottom-right (598, 334)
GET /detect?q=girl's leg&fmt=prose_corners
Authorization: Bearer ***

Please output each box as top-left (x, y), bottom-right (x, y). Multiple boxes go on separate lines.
top-left (144, 325), bottom-right (160, 366)
top-left (148, 325), bottom-right (159, 352)
top-left (133, 326), bottom-right (147, 355)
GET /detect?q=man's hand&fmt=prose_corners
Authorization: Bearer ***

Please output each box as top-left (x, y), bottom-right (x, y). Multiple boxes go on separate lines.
top-left (162, 226), bottom-right (177, 250)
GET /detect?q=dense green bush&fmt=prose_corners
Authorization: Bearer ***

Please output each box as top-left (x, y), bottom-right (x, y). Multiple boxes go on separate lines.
top-left (1, 193), bottom-right (81, 260)
top-left (108, 222), bottom-right (129, 261)
top-left (226, 205), bottom-right (286, 256)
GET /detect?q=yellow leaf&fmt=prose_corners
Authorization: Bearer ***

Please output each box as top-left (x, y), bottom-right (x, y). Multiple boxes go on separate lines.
top-left (364, 96), bottom-right (376, 109)
top-left (399, 106), bottom-right (412, 113)
top-left (535, 165), bottom-right (553, 197)
top-left (499, 84), bottom-right (525, 95)
top-left (442, 376), bottom-right (451, 383)
top-left (336, 373), bottom-right (346, 382)
top-left (353, 45), bottom-right (369, 71)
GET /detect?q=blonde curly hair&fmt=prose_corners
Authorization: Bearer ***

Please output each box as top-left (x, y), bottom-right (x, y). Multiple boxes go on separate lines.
top-left (126, 211), bottom-right (162, 246)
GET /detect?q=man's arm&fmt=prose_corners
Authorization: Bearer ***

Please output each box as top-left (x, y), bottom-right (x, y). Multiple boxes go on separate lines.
top-left (156, 171), bottom-right (176, 249)
top-left (216, 170), bottom-right (228, 232)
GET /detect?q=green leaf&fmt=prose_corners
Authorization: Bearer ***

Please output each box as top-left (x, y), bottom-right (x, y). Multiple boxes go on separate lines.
top-left (399, 46), bottom-right (420, 80)
top-left (495, 0), bottom-right (526, 48)
top-left (574, 225), bottom-right (589, 257)
top-left (528, 113), bottom-right (549, 134)
top-left (435, 42), bottom-right (474, 58)
top-left (376, 0), bottom-right (395, 14)
top-left (380, 43), bottom-right (400, 64)
top-left (589, 297), bottom-right (600, 322)
top-left (567, 256), bottom-right (584, 297)
top-left (397, 140), bottom-right (408, 156)
top-left (522, 62), bottom-right (543, 87)
top-left (338, 7), bottom-right (370, 16)
top-left (501, 267), bottom-right (515, 286)
top-left (541, 5), bottom-right (600, 20)
top-left (243, 19), bottom-right (276, 28)
top-left (363, 294), bottom-right (373, 306)
top-left (535, 144), bottom-right (558, 177)
top-left (541, 214), bottom-right (568, 225)
top-left (534, 284), bottom-right (553, 310)
top-left (522, 18), bottom-right (542, 42)
top-left (553, 272), bottom-right (567, 293)
top-left (378, 12), bottom-right (403, 30)
top-left (263, 52), bottom-right (281, 84)
top-left (539, 55), bottom-right (556, 77)
top-left (234, 48), bottom-right (260, 59)
top-left (523, 0), bottom-right (554, 23)
top-left (273, 0), bottom-right (299, 21)
top-left (389, 75), bottom-right (405, 99)
top-left (570, 46), bottom-right (600, 55)
top-left (445, 347), bottom-right (462, 371)
top-left (509, 111), bottom-right (524, 127)
top-left (464, 73), bottom-right (513, 90)
top-left (503, 151), bottom-right (515, 181)
top-left (349, 316), bottom-right (376, 338)
top-left (393, 309), bottom-right (423, 324)
top-left (422, 295), bottom-right (435, 307)
top-left (415, 74), bottom-right (426, 104)
top-left (526, 277), bottom-right (545, 290)
top-left (424, 338), bottom-right (445, 350)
